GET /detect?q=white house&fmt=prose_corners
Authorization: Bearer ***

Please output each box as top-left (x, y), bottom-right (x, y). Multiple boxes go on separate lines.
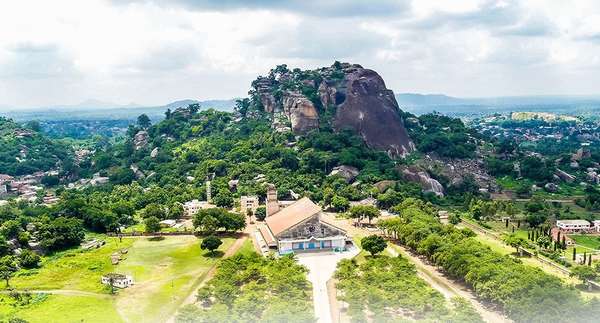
top-left (240, 196), bottom-right (259, 215)
top-left (183, 199), bottom-right (215, 217)
top-left (159, 219), bottom-right (177, 228)
top-left (593, 220), bottom-right (600, 233)
top-left (101, 273), bottom-right (134, 288)
top-left (556, 219), bottom-right (591, 232)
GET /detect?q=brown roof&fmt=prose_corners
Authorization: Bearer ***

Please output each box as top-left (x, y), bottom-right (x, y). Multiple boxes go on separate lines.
top-left (265, 197), bottom-right (321, 236)
top-left (258, 224), bottom-right (276, 246)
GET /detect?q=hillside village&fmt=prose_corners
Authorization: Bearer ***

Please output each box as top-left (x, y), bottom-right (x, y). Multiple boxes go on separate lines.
top-left (1, 64), bottom-right (600, 323)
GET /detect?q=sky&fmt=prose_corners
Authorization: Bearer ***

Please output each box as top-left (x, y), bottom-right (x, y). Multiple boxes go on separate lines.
top-left (2, 0), bottom-right (600, 108)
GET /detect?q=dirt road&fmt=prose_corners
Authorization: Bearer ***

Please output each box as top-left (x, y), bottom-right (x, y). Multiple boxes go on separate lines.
top-left (164, 229), bottom-right (251, 323)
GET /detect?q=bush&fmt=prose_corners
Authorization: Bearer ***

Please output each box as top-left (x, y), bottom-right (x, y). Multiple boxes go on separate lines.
top-left (18, 250), bottom-right (40, 269)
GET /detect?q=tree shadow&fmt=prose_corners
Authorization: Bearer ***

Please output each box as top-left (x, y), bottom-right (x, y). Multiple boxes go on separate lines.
top-left (147, 236), bottom-right (165, 242)
top-left (204, 250), bottom-right (224, 258)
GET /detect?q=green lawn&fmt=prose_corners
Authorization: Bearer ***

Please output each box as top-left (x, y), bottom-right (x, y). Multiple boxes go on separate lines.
top-left (569, 235), bottom-right (600, 250)
top-left (0, 235), bottom-right (235, 323)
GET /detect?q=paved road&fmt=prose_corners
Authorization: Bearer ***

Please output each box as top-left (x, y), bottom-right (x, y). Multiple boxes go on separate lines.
top-left (296, 249), bottom-right (359, 323)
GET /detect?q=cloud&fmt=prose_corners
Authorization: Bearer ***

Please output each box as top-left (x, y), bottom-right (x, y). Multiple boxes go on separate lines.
top-left (115, 0), bottom-right (411, 18)
top-left (2, 0), bottom-right (600, 107)
top-left (0, 43), bottom-right (79, 79)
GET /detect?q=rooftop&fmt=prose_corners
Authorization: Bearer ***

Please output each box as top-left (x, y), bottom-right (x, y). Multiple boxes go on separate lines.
top-left (265, 197), bottom-right (321, 236)
top-left (557, 219), bottom-right (590, 225)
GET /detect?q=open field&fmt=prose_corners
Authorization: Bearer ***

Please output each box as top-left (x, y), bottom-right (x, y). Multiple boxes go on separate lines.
top-left (570, 235), bottom-right (600, 250)
top-left (0, 235), bottom-right (234, 323)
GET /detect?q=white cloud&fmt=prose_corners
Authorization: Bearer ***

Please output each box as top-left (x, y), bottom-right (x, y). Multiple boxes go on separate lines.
top-left (1, 0), bottom-right (600, 107)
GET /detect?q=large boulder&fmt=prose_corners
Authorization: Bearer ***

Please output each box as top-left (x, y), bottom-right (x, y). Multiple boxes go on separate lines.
top-left (282, 92), bottom-right (319, 134)
top-left (252, 63), bottom-right (415, 158)
top-left (401, 167), bottom-right (444, 197)
top-left (328, 165), bottom-right (359, 183)
top-left (332, 66), bottom-right (415, 158)
top-left (555, 169), bottom-right (576, 183)
top-left (133, 131), bottom-right (148, 151)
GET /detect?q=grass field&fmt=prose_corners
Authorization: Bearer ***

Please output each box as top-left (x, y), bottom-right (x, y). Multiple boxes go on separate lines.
top-left (569, 235), bottom-right (600, 250)
top-left (0, 235), bottom-right (234, 323)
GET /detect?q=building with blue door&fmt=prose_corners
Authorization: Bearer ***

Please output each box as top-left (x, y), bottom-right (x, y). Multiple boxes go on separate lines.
top-left (258, 197), bottom-right (348, 254)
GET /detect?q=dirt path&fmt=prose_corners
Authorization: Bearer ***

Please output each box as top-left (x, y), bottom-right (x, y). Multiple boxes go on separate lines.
top-left (164, 228), bottom-right (251, 323)
top-left (387, 245), bottom-right (510, 323)
top-left (320, 213), bottom-right (509, 323)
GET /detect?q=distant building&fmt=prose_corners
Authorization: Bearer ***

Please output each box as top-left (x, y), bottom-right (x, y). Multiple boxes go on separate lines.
top-left (240, 196), bottom-right (259, 215)
top-left (183, 199), bottom-right (215, 217)
top-left (556, 219), bottom-right (591, 232)
top-left (101, 273), bottom-right (134, 288)
top-left (258, 197), bottom-right (348, 254)
top-left (159, 219), bottom-right (176, 228)
top-left (594, 220), bottom-right (600, 233)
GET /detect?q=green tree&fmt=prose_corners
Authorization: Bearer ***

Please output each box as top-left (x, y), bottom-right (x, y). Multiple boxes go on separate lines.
top-left (361, 235), bottom-right (387, 256)
top-left (169, 203), bottom-right (184, 219)
top-left (348, 205), bottom-right (380, 225)
top-left (331, 195), bottom-right (349, 212)
top-left (137, 114), bottom-right (151, 128)
top-left (144, 216), bottom-right (161, 234)
top-left (18, 250), bottom-right (40, 269)
top-left (255, 206), bottom-right (266, 221)
top-left (201, 236), bottom-right (222, 255)
top-left (0, 256), bottom-right (18, 287)
top-left (503, 233), bottom-right (526, 256)
top-left (213, 191), bottom-right (234, 208)
top-left (143, 203), bottom-right (166, 220)
top-left (570, 265), bottom-right (597, 288)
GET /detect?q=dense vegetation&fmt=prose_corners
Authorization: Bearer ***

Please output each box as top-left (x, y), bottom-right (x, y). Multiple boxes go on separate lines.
top-left (403, 112), bottom-right (479, 158)
top-left (335, 255), bottom-right (482, 322)
top-left (176, 252), bottom-right (314, 323)
top-left (0, 118), bottom-right (73, 176)
top-left (378, 199), bottom-right (600, 323)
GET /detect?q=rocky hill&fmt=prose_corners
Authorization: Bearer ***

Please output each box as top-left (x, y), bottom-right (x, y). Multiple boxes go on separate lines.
top-left (250, 62), bottom-right (415, 158)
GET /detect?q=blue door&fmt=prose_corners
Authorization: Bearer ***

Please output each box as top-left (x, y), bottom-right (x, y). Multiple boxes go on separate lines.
top-left (298, 242), bottom-right (304, 249)
top-left (308, 242), bottom-right (315, 249)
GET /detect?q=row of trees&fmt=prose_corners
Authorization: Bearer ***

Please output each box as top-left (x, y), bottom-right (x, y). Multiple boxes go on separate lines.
top-left (176, 252), bottom-right (314, 323)
top-left (335, 255), bottom-right (482, 322)
top-left (378, 198), bottom-right (600, 323)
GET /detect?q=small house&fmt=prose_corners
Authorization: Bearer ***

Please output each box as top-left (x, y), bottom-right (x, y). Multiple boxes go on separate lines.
top-left (101, 273), bottom-right (134, 288)
top-left (556, 220), bottom-right (591, 232)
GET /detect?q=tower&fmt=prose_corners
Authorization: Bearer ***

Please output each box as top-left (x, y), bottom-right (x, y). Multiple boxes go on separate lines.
top-left (266, 183), bottom-right (279, 217)
top-left (206, 181), bottom-right (212, 203)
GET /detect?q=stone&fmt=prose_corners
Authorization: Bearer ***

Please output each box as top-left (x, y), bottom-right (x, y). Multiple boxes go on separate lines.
top-left (150, 147), bottom-right (159, 158)
top-left (333, 66), bottom-right (415, 158)
top-left (329, 165), bottom-right (360, 183)
top-left (374, 180), bottom-right (396, 193)
top-left (555, 169), bottom-right (576, 183)
top-left (282, 92), bottom-right (319, 134)
top-left (401, 168), bottom-right (444, 197)
top-left (544, 183), bottom-right (559, 193)
top-left (133, 131), bottom-right (148, 150)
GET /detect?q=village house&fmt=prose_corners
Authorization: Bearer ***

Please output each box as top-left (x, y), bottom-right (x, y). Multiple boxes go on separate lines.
top-left (240, 195), bottom-right (259, 215)
top-left (556, 219), bottom-right (591, 232)
top-left (258, 197), bottom-right (349, 255)
top-left (101, 273), bottom-right (134, 288)
top-left (183, 199), bottom-right (215, 217)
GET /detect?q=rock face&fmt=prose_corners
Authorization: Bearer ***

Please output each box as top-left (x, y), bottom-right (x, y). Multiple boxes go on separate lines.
top-left (251, 63), bottom-right (414, 158)
top-left (332, 67), bottom-right (415, 157)
top-left (555, 169), bottom-right (576, 183)
top-left (133, 131), bottom-right (148, 150)
top-left (282, 92), bottom-right (319, 134)
top-left (329, 165), bottom-right (359, 183)
top-left (401, 167), bottom-right (444, 197)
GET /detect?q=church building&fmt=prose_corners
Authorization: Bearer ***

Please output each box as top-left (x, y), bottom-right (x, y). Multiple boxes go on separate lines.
top-left (258, 197), bottom-right (348, 254)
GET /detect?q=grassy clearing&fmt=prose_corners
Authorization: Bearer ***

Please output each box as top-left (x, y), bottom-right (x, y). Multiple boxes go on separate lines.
top-left (0, 294), bottom-right (120, 323)
top-left (570, 235), bottom-right (600, 250)
top-left (10, 236), bottom-right (135, 292)
top-left (115, 236), bottom-right (234, 323)
top-left (0, 235), bottom-right (234, 323)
